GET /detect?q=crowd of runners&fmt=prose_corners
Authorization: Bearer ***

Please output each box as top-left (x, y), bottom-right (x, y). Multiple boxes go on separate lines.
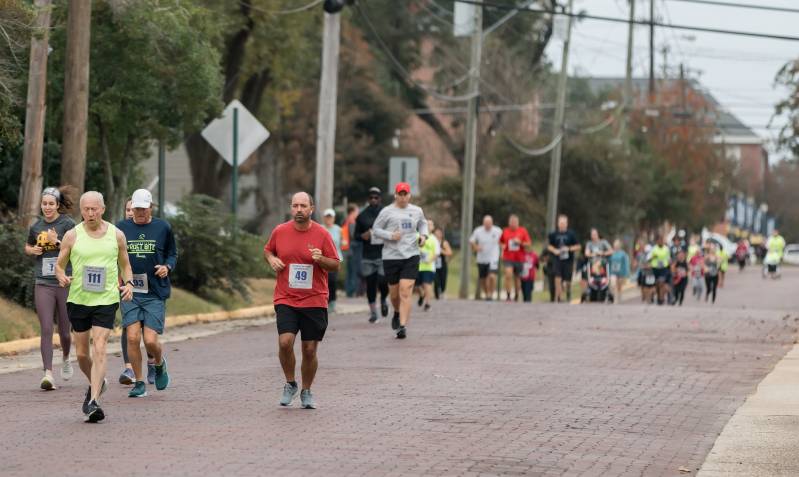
top-left (20, 182), bottom-right (790, 418)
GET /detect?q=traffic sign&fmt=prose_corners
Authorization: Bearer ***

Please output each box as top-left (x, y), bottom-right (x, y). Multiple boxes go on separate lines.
top-left (389, 157), bottom-right (420, 195)
top-left (201, 100), bottom-right (270, 167)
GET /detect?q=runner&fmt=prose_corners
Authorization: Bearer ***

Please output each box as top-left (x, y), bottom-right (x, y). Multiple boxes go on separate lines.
top-left (649, 235), bottom-right (671, 305)
top-left (735, 239), bottom-right (749, 272)
top-left (264, 192), bottom-right (340, 409)
top-left (433, 227), bottom-right (452, 299)
top-left (54, 191), bottom-right (134, 422)
top-left (117, 189), bottom-right (176, 398)
top-left (342, 203), bottom-right (360, 298)
top-left (500, 214), bottom-right (532, 301)
top-left (118, 197), bottom-right (156, 386)
top-left (689, 247), bottom-right (705, 300)
top-left (354, 187), bottom-right (389, 323)
top-left (717, 244), bottom-right (729, 288)
top-left (24, 186), bottom-right (76, 390)
top-left (416, 219), bottom-right (439, 311)
top-left (704, 242), bottom-right (721, 303)
top-left (371, 182), bottom-right (429, 339)
top-left (609, 239), bottom-right (630, 305)
top-left (671, 250), bottom-right (689, 306)
top-left (469, 215), bottom-right (502, 301)
top-left (322, 208), bottom-right (343, 314)
top-left (547, 215), bottom-right (580, 303)
top-left (520, 247), bottom-right (539, 303)
top-left (764, 229), bottom-right (786, 279)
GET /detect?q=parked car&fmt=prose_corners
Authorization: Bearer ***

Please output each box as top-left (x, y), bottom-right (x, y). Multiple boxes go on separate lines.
top-left (783, 244), bottom-right (799, 266)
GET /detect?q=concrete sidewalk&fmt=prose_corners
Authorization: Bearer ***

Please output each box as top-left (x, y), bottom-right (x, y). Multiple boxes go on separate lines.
top-left (699, 343), bottom-right (799, 476)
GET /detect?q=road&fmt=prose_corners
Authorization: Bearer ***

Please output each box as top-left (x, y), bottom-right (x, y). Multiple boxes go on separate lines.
top-left (0, 266), bottom-right (797, 476)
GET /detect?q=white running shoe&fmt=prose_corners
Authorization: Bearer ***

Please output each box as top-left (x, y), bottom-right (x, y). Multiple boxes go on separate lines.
top-left (61, 359), bottom-right (74, 381)
top-left (40, 374), bottom-right (55, 391)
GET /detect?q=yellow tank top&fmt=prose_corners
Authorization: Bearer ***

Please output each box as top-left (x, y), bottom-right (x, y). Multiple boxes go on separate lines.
top-left (67, 222), bottom-right (120, 306)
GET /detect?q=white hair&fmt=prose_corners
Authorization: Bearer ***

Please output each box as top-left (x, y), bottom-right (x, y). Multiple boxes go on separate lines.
top-left (80, 191), bottom-right (106, 208)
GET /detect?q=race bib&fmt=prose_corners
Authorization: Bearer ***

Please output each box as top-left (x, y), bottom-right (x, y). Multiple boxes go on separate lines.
top-left (42, 257), bottom-right (57, 277)
top-left (508, 240), bottom-right (520, 252)
top-left (288, 263), bottom-right (313, 289)
top-left (420, 251), bottom-right (428, 261)
top-left (131, 273), bottom-right (148, 294)
top-left (400, 219), bottom-right (414, 234)
top-left (82, 266), bottom-right (106, 293)
top-left (559, 250), bottom-right (569, 260)
top-left (435, 257), bottom-right (442, 269)
top-left (644, 274), bottom-right (656, 286)
top-left (522, 263), bottom-right (532, 276)
top-left (490, 260), bottom-right (499, 270)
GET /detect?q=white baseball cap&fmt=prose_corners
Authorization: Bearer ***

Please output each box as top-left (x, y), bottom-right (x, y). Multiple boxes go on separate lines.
top-left (323, 208), bottom-right (336, 218)
top-left (131, 189), bottom-right (153, 208)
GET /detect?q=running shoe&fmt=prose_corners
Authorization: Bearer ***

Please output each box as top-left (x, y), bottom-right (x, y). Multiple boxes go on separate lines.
top-left (118, 367), bottom-right (135, 385)
top-left (280, 382), bottom-right (298, 406)
top-left (368, 310), bottom-right (378, 323)
top-left (396, 326), bottom-right (407, 339)
top-left (147, 363), bottom-right (156, 384)
top-left (99, 378), bottom-right (108, 398)
top-left (128, 381), bottom-right (147, 398)
top-left (61, 359), bottom-right (74, 381)
top-left (391, 312), bottom-right (400, 331)
top-left (423, 303), bottom-right (431, 312)
top-left (380, 301), bottom-right (388, 317)
top-left (40, 374), bottom-right (54, 391)
top-left (154, 358), bottom-right (170, 390)
top-left (82, 386), bottom-right (92, 414)
top-left (85, 400), bottom-right (105, 423)
top-left (300, 389), bottom-right (316, 409)
top-left (417, 295), bottom-right (424, 307)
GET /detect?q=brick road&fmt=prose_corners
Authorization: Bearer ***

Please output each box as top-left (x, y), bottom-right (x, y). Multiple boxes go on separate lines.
top-left (1, 267), bottom-right (797, 476)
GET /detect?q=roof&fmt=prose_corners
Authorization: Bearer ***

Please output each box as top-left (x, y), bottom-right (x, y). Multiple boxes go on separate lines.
top-left (582, 77), bottom-right (761, 144)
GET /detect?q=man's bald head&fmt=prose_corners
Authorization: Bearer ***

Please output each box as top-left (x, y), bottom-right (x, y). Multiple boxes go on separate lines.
top-left (291, 191), bottom-right (314, 225)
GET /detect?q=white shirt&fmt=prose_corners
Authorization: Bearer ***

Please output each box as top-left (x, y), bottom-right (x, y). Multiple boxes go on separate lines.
top-left (470, 225), bottom-right (502, 265)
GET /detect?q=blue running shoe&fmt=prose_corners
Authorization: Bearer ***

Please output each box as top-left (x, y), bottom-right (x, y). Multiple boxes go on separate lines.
top-left (147, 363), bottom-right (156, 384)
top-left (280, 382), bottom-right (298, 406)
top-left (154, 358), bottom-right (169, 391)
top-left (300, 389), bottom-right (316, 409)
top-left (119, 367), bottom-right (134, 385)
top-left (128, 381), bottom-right (147, 398)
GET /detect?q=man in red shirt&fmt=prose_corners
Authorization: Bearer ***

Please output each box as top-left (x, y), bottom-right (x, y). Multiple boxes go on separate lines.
top-left (500, 214), bottom-right (532, 301)
top-left (264, 192), bottom-right (340, 409)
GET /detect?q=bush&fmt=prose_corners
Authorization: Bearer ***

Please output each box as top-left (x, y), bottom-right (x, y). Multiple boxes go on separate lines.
top-left (170, 194), bottom-right (272, 301)
top-left (0, 222), bottom-right (35, 308)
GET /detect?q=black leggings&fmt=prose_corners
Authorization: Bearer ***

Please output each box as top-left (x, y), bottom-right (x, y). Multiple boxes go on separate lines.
top-left (434, 262), bottom-right (448, 299)
top-left (328, 271), bottom-right (338, 303)
top-left (673, 278), bottom-right (687, 306)
top-left (705, 275), bottom-right (719, 303)
top-left (365, 273), bottom-right (388, 304)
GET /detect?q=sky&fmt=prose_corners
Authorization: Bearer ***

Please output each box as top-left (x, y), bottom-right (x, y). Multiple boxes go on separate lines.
top-left (543, 0), bottom-right (798, 160)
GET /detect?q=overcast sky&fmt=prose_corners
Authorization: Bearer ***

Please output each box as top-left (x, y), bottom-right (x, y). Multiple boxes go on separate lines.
top-left (543, 0), bottom-right (798, 160)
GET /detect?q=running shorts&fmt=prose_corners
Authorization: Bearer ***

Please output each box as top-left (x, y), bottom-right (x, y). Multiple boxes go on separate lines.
top-left (360, 258), bottom-right (384, 277)
top-left (275, 305), bottom-right (328, 341)
top-left (504, 261), bottom-right (524, 276)
top-left (416, 270), bottom-right (435, 285)
top-left (383, 256), bottom-right (421, 285)
top-left (67, 303), bottom-right (119, 332)
top-left (653, 267), bottom-right (669, 282)
top-left (477, 262), bottom-right (498, 279)
top-left (553, 259), bottom-right (574, 281)
top-left (121, 296), bottom-right (166, 334)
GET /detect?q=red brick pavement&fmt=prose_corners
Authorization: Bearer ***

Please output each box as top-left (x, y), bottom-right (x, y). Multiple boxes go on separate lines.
top-left (1, 268), bottom-right (797, 476)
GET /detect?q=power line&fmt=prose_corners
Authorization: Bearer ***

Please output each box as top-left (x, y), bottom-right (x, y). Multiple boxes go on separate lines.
top-left (667, 0), bottom-right (799, 14)
top-left (449, 0), bottom-right (799, 42)
top-left (240, 0), bottom-right (324, 15)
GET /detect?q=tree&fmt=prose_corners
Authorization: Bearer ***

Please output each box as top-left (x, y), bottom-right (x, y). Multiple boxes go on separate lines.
top-left (775, 59), bottom-right (799, 156)
top-left (47, 0), bottom-right (223, 220)
top-left (0, 0), bottom-right (34, 150)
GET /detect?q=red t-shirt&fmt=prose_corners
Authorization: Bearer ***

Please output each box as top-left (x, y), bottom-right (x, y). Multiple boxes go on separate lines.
top-left (500, 226), bottom-right (531, 262)
top-left (264, 220), bottom-right (339, 309)
top-left (521, 250), bottom-right (539, 282)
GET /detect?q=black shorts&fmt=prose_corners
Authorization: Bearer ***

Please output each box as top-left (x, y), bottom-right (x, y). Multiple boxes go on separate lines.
top-left (653, 267), bottom-right (669, 282)
top-left (383, 256), bottom-right (420, 285)
top-left (275, 305), bottom-right (328, 341)
top-left (553, 259), bottom-right (574, 281)
top-left (67, 302), bottom-right (119, 333)
top-left (416, 270), bottom-right (435, 285)
top-left (477, 263), bottom-right (498, 279)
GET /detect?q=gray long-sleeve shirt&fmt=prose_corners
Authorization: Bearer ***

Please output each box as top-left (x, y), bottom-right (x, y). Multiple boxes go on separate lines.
top-left (372, 203), bottom-right (429, 260)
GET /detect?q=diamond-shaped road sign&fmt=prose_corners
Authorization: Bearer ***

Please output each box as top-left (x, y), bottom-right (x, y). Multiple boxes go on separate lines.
top-left (201, 100), bottom-right (270, 167)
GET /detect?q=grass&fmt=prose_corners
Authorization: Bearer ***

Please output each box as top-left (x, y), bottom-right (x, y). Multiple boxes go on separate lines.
top-left (0, 296), bottom-right (40, 342)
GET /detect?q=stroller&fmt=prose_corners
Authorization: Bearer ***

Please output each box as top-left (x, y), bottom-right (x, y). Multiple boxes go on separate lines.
top-left (582, 257), bottom-right (614, 303)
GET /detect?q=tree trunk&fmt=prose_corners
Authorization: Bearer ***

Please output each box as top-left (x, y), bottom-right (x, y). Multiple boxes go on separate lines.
top-left (18, 0), bottom-right (52, 228)
top-left (60, 0), bottom-right (92, 203)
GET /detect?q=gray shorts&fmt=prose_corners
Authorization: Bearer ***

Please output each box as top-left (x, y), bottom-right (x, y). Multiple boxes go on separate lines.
top-left (504, 261), bottom-right (524, 276)
top-left (121, 296), bottom-right (166, 334)
top-left (361, 258), bottom-right (384, 277)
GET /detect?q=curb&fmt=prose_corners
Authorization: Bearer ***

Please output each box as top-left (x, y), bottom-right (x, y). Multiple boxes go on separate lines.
top-left (0, 305), bottom-right (276, 357)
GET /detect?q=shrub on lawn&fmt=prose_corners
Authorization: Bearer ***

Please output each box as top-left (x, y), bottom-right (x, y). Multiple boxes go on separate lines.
top-left (0, 222), bottom-right (35, 308)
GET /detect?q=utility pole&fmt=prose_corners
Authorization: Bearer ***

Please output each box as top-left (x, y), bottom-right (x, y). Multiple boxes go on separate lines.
top-left (648, 0), bottom-right (655, 100)
top-left (623, 0), bottom-right (635, 120)
top-left (314, 11), bottom-right (341, 216)
top-left (61, 0), bottom-right (92, 202)
top-left (457, 4), bottom-right (483, 299)
top-left (18, 0), bottom-right (52, 228)
top-left (544, 0), bottom-right (574, 236)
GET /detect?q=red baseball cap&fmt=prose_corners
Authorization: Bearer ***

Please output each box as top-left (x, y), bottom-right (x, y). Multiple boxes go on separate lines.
top-left (395, 182), bottom-right (411, 194)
